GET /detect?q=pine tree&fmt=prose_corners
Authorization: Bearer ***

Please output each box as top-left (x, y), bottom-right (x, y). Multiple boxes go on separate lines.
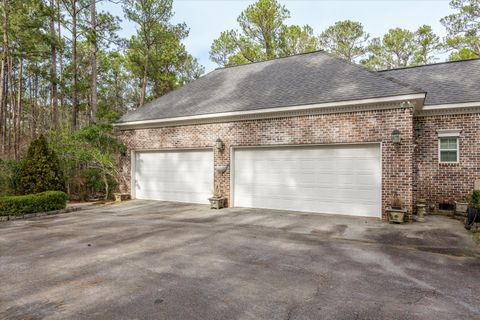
top-left (19, 135), bottom-right (66, 194)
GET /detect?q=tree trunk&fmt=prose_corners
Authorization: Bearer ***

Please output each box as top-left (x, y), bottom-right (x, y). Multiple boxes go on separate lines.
top-left (139, 74), bottom-right (147, 107)
top-left (0, 57), bottom-right (4, 153)
top-left (57, 0), bottom-right (63, 117)
top-left (29, 74), bottom-right (36, 140)
top-left (114, 71), bottom-right (121, 112)
top-left (139, 55), bottom-right (148, 107)
top-left (71, 0), bottom-right (78, 131)
top-left (90, 0), bottom-right (97, 122)
top-left (14, 57), bottom-right (22, 160)
top-left (1, 0), bottom-right (9, 154)
top-left (7, 55), bottom-right (13, 156)
top-left (50, 0), bottom-right (58, 129)
top-left (102, 171), bottom-right (109, 200)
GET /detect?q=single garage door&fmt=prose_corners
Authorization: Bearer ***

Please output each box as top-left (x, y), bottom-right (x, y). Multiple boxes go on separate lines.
top-left (134, 149), bottom-right (213, 204)
top-left (233, 144), bottom-right (381, 217)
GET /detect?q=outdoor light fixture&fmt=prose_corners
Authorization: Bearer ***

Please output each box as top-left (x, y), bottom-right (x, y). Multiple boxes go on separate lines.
top-left (215, 138), bottom-right (224, 152)
top-left (391, 129), bottom-right (401, 145)
top-left (215, 165), bottom-right (228, 174)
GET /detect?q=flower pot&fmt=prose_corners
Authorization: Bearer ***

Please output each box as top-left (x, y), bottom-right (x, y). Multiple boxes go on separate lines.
top-left (114, 193), bottom-right (130, 202)
top-left (455, 202), bottom-right (468, 217)
top-left (208, 197), bottom-right (225, 209)
top-left (386, 208), bottom-right (407, 224)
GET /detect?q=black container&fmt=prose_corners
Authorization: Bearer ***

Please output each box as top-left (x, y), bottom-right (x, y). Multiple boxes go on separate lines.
top-left (465, 208), bottom-right (479, 230)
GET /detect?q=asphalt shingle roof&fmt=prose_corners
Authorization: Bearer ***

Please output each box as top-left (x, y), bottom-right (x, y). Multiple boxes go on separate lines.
top-left (380, 58), bottom-right (480, 106)
top-left (118, 51), bottom-right (422, 123)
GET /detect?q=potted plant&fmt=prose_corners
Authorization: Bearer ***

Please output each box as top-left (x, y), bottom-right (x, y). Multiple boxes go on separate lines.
top-left (386, 193), bottom-right (407, 223)
top-left (465, 190), bottom-right (480, 230)
top-left (208, 184), bottom-right (226, 209)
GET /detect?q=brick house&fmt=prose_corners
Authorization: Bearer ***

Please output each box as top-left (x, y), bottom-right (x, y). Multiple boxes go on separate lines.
top-left (115, 51), bottom-right (480, 220)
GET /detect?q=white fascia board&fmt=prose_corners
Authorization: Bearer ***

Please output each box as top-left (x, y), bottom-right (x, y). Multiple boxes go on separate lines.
top-left (114, 93), bottom-right (425, 129)
top-left (423, 101), bottom-right (480, 110)
top-left (416, 101), bottom-right (480, 117)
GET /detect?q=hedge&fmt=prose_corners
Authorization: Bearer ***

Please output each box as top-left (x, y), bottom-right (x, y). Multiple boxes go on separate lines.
top-left (0, 191), bottom-right (68, 216)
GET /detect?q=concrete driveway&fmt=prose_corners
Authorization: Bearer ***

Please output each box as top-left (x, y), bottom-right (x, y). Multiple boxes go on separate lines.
top-left (0, 200), bottom-right (479, 320)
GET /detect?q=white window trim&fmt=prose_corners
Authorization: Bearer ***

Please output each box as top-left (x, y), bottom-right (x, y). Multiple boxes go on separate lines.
top-left (437, 129), bottom-right (462, 138)
top-left (438, 131), bottom-right (460, 164)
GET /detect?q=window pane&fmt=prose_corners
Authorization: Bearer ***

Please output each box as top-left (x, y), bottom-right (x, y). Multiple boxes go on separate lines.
top-left (449, 138), bottom-right (457, 149)
top-left (440, 137), bottom-right (457, 150)
top-left (440, 150), bottom-right (457, 162)
top-left (440, 138), bottom-right (449, 149)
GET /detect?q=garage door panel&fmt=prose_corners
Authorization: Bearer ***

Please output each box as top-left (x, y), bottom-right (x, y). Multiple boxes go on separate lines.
top-left (235, 195), bottom-right (379, 217)
top-left (235, 184), bottom-right (377, 201)
top-left (236, 194), bottom-right (380, 206)
top-left (136, 182), bottom-right (213, 193)
top-left (134, 150), bottom-right (213, 204)
top-left (239, 160), bottom-right (379, 174)
top-left (236, 173), bottom-right (379, 189)
top-left (233, 144), bottom-right (381, 217)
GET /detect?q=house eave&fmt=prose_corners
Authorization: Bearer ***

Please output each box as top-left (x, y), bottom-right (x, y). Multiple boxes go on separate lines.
top-left (114, 93), bottom-right (425, 130)
top-left (415, 101), bottom-right (480, 117)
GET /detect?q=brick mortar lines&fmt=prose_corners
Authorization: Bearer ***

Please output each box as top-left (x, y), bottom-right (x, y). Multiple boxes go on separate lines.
top-left (414, 113), bottom-right (480, 210)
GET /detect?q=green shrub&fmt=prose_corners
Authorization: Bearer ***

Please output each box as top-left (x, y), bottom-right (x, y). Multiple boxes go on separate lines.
top-left (80, 168), bottom-right (118, 200)
top-left (19, 135), bottom-right (66, 194)
top-left (0, 191), bottom-right (68, 216)
top-left (471, 190), bottom-right (480, 209)
top-left (0, 159), bottom-right (24, 196)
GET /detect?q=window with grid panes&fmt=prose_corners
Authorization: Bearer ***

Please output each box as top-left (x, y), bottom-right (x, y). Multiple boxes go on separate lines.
top-left (439, 137), bottom-right (458, 163)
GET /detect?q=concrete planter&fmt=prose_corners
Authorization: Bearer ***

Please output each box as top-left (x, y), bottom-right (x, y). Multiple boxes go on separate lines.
top-left (455, 202), bottom-right (468, 216)
top-left (208, 197), bottom-right (226, 209)
top-left (387, 208), bottom-right (407, 224)
top-left (416, 203), bottom-right (426, 222)
top-left (114, 193), bottom-right (131, 202)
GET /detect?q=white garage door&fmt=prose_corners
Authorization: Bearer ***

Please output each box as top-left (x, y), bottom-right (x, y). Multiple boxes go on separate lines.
top-left (134, 150), bottom-right (213, 204)
top-left (233, 144), bottom-right (381, 217)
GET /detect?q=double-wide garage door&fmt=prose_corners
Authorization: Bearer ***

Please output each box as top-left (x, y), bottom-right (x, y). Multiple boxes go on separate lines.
top-left (133, 150), bottom-right (213, 204)
top-left (233, 144), bottom-right (381, 217)
top-left (132, 144), bottom-right (381, 217)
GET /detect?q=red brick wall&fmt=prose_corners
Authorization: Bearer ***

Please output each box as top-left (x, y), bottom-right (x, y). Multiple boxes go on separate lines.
top-left (118, 106), bottom-right (415, 219)
top-left (414, 113), bottom-right (480, 209)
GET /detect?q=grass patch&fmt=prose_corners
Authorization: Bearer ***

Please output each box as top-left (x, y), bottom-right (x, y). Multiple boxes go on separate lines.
top-left (470, 230), bottom-right (480, 246)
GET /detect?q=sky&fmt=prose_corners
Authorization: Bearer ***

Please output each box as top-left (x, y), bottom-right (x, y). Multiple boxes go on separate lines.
top-left (100, 0), bottom-right (453, 73)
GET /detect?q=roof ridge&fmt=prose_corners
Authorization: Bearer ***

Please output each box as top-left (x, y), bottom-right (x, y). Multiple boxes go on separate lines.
top-left (214, 50), bottom-right (326, 71)
top-left (378, 57), bottom-right (480, 72)
top-left (319, 50), bottom-right (426, 94)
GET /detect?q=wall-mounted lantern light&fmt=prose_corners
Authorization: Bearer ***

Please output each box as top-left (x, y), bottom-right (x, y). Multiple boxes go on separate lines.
top-left (391, 129), bottom-right (401, 145)
top-left (215, 138), bottom-right (224, 152)
top-left (215, 165), bottom-right (228, 174)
